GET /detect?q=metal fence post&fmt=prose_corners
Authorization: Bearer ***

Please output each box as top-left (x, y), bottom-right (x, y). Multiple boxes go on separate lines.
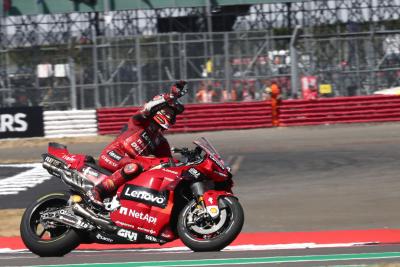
top-left (68, 57), bottom-right (77, 110)
top-left (290, 25), bottom-right (301, 98)
top-left (92, 27), bottom-right (100, 108)
top-left (135, 36), bottom-right (143, 104)
top-left (224, 32), bottom-right (231, 94)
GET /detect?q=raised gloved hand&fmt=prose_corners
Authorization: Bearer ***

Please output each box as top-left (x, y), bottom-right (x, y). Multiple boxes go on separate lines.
top-left (170, 80), bottom-right (188, 99)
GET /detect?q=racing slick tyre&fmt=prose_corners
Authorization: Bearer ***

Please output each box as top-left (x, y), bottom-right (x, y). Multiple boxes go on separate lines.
top-left (20, 192), bottom-right (81, 257)
top-left (177, 196), bottom-right (244, 252)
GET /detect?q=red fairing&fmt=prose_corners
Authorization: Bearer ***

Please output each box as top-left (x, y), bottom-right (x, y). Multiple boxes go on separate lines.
top-left (48, 145), bottom-right (87, 170)
top-left (195, 155), bottom-right (231, 183)
top-left (110, 167), bottom-right (183, 239)
top-left (203, 190), bottom-right (233, 207)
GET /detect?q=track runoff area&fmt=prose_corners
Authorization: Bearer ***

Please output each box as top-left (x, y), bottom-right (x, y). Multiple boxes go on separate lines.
top-left (2, 124), bottom-right (400, 266)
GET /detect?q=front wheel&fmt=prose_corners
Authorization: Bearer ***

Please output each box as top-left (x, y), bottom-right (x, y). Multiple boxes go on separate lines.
top-left (20, 192), bottom-right (81, 257)
top-left (177, 196), bottom-right (244, 252)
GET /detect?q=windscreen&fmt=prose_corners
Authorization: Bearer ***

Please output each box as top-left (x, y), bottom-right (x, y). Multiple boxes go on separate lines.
top-left (193, 137), bottom-right (225, 169)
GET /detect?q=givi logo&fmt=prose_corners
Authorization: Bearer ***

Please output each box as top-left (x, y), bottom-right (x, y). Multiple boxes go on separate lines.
top-left (117, 229), bottom-right (138, 241)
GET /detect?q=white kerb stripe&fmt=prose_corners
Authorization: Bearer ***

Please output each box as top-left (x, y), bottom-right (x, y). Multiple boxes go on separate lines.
top-left (0, 163), bottom-right (51, 196)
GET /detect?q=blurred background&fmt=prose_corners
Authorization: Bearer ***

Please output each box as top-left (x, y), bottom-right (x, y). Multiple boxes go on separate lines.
top-left (1, 0), bottom-right (400, 110)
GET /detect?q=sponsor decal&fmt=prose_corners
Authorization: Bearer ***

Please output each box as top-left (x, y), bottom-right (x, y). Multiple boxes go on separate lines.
top-left (82, 167), bottom-right (99, 178)
top-left (121, 185), bottom-right (169, 208)
top-left (44, 156), bottom-right (64, 168)
top-left (131, 138), bottom-right (145, 154)
top-left (77, 220), bottom-right (91, 229)
top-left (141, 131), bottom-right (151, 143)
top-left (115, 220), bottom-right (136, 230)
top-left (101, 155), bottom-right (118, 167)
top-left (117, 229), bottom-right (138, 241)
top-left (141, 131), bottom-right (155, 150)
top-left (62, 154), bottom-right (76, 162)
top-left (96, 233), bottom-right (114, 243)
top-left (137, 226), bottom-right (156, 235)
top-left (188, 168), bottom-right (201, 178)
top-left (119, 207), bottom-right (158, 224)
top-left (108, 151), bottom-right (123, 161)
top-left (161, 232), bottom-right (174, 239)
top-left (155, 116), bottom-right (165, 124)
top-left (145, 235), bottom-right (158, 242)
top-left (162, 168), bottom-right (178, 175)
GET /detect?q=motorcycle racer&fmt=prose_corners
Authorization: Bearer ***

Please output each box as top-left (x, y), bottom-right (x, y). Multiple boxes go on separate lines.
top-left (87, 80), bottom-right (188, 206)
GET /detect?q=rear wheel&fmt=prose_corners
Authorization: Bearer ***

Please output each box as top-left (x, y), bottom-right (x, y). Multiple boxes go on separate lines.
top-left (20, 192), bottom-right (81, 257)
top-left (177, 196), bottom-right (244, 252)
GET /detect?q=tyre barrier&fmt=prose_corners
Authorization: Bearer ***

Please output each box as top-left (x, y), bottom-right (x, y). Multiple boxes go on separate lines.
top-left (97, 101), bottom-right (273, 135)
top-left (44, 110), bottom-right (97, 138)
top-left (279, 95), bottom-right (400, 126)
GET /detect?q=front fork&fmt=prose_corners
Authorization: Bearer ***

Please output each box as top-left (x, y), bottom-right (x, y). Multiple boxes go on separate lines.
top-left (191, 181), bottom-right (233, 219)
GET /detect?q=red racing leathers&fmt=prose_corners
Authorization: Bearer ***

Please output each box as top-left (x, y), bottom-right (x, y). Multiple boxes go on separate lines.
top-left (89, 81), bottom-right (187, 203)
top-left (93, 97), bottom-right (176, 199)
top-left (99, 112), bottom-right (172, 172)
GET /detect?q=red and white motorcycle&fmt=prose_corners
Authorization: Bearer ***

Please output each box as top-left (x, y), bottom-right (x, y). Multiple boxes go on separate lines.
top-left (20, 137), bottom-right (244, 256)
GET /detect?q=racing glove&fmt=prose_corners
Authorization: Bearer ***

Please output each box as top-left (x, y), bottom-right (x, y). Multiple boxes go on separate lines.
top-left (141, 94), bottom-right (168, 117)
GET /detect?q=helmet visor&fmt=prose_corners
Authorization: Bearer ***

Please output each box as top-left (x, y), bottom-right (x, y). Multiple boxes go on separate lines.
top-left (153, 108), bottom-right (176, 129)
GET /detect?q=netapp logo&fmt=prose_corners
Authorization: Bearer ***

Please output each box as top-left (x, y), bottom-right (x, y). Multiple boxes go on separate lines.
top-left (119, 207), bottom-right (157, 224)
top-left (0, 113), bottom-right (28, 132)
top-left (121, 185), bottom-right (168, 208)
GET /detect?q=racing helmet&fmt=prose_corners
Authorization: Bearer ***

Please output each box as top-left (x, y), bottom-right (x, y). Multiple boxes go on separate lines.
top-left (153, 100), bottom-right (184, 130)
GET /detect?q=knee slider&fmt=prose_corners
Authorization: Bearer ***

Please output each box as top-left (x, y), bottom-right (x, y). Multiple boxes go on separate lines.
top-left (121, 163), bottom-right (142, 180)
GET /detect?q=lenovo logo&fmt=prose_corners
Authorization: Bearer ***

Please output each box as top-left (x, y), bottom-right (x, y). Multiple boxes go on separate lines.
top-left (121, 185), bottom-right (169, 208)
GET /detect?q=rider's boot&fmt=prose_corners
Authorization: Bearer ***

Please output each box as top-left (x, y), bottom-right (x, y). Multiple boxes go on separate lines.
top-left (87, 163), bottom-right (142, 207)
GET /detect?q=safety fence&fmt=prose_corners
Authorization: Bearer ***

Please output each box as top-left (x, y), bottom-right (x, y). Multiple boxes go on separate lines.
top-left (3, 95), bottom-right (400, 140)
top-left (279, 95), bottom-right (400, 127)
top-left (97, 101), bottom-right (273, 135)
top-left (43, 110), bottom-right (97, 138)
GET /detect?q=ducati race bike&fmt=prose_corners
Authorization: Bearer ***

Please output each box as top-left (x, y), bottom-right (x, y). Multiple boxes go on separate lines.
top-left (20, 137), bottom-right (244, 256)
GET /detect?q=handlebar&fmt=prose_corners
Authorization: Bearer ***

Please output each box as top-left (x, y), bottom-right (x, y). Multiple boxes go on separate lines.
top-left (171, 146), bottom-right (202, 163)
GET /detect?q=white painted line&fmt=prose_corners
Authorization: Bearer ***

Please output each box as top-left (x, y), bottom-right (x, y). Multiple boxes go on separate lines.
top-left (0, 163), bottom-right (40, 168)
top-left (231, 155), bottom-right (244, 175)
top-left (0, 191), bottom-right (20, 195)
top-left (0, 248), bottom-right (26, 253)
top-left (225, 155), bottom-right (234, 166)
top-left (0, 242), bottom-right (373, 255)
top-left (0, 163), bottom-right (52, 196)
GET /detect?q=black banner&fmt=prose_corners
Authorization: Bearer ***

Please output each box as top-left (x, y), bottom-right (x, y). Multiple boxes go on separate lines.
top-left (0, 107), bottom-right (44, 139)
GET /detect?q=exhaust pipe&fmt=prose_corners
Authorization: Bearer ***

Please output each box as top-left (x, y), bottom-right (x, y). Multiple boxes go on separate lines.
top-left (72, 203), bottom-right (116, 231)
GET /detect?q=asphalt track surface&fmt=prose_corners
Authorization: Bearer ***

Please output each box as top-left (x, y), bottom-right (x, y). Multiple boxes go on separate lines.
top-left (2, 123), bottom-right (400, 266)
